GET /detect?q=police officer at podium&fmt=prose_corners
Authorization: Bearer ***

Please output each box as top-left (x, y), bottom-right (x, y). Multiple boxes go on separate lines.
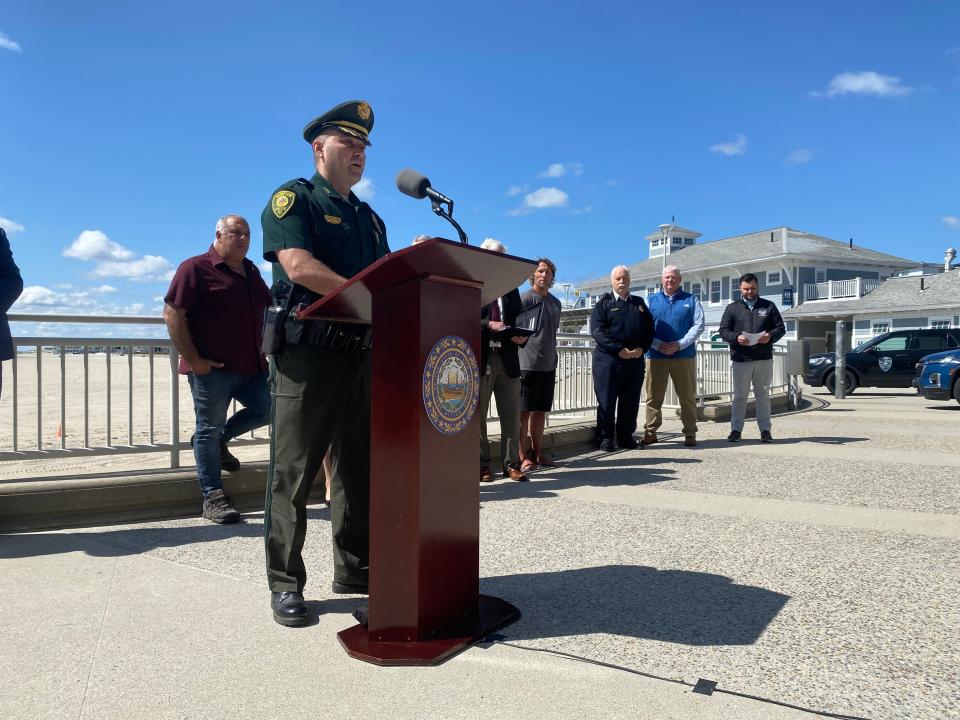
top-left (261, 100), bottom-right (390, 627)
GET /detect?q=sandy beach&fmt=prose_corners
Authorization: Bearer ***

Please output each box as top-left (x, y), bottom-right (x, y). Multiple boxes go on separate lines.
top-left (0, 351), bottom-right (269, 480)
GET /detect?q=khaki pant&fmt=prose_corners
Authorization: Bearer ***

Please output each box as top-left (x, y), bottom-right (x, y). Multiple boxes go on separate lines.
top-left (479, 350), bottom-right (522, 473)
top-left (643, 357), bottom-right (698, 437)
top-left (730, 359), bottom-right (773, 433)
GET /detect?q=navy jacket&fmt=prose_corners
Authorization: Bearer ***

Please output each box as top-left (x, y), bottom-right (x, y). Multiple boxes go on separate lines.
top-left (718, 297), bottom-right (786, 362)
top-left (590, 292), bottom-right (655, 358)
top-left (0, 228), bottom-right (24, 361)
top-left (480, 288), bottom-right (523, 378)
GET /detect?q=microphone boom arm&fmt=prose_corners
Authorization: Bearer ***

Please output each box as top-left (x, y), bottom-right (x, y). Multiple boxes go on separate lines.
top-left (430, 198), bottom-right (468, 245)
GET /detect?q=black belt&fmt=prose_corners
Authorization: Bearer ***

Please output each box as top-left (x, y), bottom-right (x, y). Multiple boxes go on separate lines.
top-left (290, 319), bottom-right (372, 351)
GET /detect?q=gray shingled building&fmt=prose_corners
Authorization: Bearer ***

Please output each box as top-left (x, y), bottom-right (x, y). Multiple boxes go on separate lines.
top-left (563, 225), bottom-right (920, 345)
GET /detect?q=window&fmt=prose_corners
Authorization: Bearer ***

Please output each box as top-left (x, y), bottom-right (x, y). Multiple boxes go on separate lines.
top-left (871, 322), bottom-right (890, 335)
top-left (815, 269), bottom-right (827, 283)
top-left (766, 271), bottom-right (781, 285)
top-left (691, 282), bottom-right (701, 299)
top-left (730, 278), bottom-right (741, 301)
top-left (685, 238), bottom-right (694, 245)
top-left (916, 334), bottom-right (949, 350)
top-left (710, 280), bottom-right (721, 304)
top-left (872, 335), bottom-right (908, 351)
top-left (930, 319), bottom-right (951, 330)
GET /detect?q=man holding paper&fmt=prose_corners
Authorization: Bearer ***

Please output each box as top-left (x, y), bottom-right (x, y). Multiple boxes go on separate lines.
top-left (718, 273), bottom-right (786, 443)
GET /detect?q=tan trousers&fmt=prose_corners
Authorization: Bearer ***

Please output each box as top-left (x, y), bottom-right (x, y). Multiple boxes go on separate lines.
top-left (643, 357), bottom-right (698, 437)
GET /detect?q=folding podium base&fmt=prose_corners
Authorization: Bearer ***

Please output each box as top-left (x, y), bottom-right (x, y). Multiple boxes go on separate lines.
top-left (337, 594), bottom-right (520, 666)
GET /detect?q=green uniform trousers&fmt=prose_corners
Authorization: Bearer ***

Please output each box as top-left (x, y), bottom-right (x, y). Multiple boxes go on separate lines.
top-left (265, 343), bottom-right (371, 593)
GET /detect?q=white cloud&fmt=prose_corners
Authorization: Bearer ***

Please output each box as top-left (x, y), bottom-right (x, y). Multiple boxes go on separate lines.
top-left (13, 286), bottom-right (98, 310)
top-left (0, 216), bottom-right (25, 234)
top-left (506, 184), bottom-right (527, 197)
top-left (524, 187), bottom-right (569, 209)
top-left (91, 285), bottom-right (117, 294)
top-left (813, 71), bottom-right (913, 98)
top-left (16, 286), bottom-right (61, 306)
top-left (946, 47), bottom-right (960, 57)
top-left (537, 162), bottom-right (583, 179)
top-left (259, 260), bottom-right (273, 274)
top-left (353, 177), bottom-right (374, 201)
top-left (89, 255), bottom-right (175, 282)
top-left (605, 179), bottom-right (618, 187)
top-left (786, 148), bottom-right (814, 165)
top-left (64, 230), bottom-right (135, 261)
top-left (0, 32), bottom-right (21, 52)
top-left (538, 163), bottom-right (566, 178)
top-left (943, 216), bottom-right (960, 229)
top-left (125, 303), bottom-right (145, 314)
top-left (569, 205), bottom-right (594, 216)
top-left (710, 133), bottom-right (747, 156)
top-left (509, 187), bottom-right (570, 216)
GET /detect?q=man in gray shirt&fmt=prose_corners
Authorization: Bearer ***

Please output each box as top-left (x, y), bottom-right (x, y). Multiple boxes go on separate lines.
top-left (518, 258), bottom-right (562, 471)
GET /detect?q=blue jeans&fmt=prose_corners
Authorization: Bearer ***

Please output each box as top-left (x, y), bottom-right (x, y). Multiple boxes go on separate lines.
top-left (187, 369), bottom-right (270, 498)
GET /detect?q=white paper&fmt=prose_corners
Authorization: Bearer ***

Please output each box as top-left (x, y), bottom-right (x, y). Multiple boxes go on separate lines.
top-left (741, 332), bottom-right (765, 346)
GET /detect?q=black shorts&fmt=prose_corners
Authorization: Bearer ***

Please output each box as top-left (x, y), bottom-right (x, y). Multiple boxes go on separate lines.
top-left (520, 369), bottom-right (556, 412)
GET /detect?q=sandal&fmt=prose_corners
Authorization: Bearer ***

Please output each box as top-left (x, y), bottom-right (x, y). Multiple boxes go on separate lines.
top-left (520, 460), bottom-right (537, 473)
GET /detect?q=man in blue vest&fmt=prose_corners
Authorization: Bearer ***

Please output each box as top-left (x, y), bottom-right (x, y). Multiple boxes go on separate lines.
top-left (642, 265), bottom-right (704, 447)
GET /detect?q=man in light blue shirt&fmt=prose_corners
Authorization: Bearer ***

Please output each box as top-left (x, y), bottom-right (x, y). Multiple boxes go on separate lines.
top-left (642, 265), bottom-right (705, 447)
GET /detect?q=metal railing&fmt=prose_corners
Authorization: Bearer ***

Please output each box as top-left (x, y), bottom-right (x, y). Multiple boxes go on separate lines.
top-left (2, 316), bottom-right (794, 470)
top-left (0, 313), bottom-right (271, 469)
top-left (803, 278), bottom-right (881, 301)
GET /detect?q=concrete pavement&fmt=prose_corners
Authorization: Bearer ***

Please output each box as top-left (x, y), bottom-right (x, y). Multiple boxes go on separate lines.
top-left (1, 387), bottom-right (958, 719)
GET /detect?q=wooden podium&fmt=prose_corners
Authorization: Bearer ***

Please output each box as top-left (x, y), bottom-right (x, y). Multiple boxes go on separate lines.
top-left (299, 238), bottom-right (536, 665)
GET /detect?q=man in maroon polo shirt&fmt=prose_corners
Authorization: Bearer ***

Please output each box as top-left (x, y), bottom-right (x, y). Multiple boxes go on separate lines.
top-left (164, 215), bottom-right (272, 523)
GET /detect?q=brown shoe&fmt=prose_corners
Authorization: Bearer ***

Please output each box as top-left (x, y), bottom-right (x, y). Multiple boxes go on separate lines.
top-left (684, 435), bottom-right (697, 447)
top-left (480, 466), bottom-right (494, 483)
top-left (504, 467), bottom-right (529, 482)
top-left (641, 432), bottom-right (658, 446)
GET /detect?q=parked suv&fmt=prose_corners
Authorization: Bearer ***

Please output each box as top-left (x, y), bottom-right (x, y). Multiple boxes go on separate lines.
top-left (914, 348), bottom-right (960, 404)
top-left (805, 329), bottom-right (960, 394)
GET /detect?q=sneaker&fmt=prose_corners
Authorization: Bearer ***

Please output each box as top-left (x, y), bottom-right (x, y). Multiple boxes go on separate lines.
top-left (640, 432), bottom-right (658, 446)
top-left (599, 439), bottom-right (615, 452)
top-left (760, 430), bottom-right (774, 443)
top-left (684, 435), bottom-right (697, 447)
top-left (219, 442), bottom-right (241, 472)
top-left (202, 488), bottom-right (240, 524)
top-left (727, 430), bottom-right (741, 443)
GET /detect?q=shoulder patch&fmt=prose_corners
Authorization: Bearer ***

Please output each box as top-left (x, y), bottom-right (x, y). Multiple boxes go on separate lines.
top-left (324, 214), bottom-right (342, 225)
top-left (271, 190), bottom-right (296, 219)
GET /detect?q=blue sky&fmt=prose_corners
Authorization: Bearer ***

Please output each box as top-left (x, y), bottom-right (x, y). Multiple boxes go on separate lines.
top-left (2, 1), bottom-right (959, 331)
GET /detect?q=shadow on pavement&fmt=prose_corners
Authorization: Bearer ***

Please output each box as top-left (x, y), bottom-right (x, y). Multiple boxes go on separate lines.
top-left (0, 505), bottom-right (331, 558)
top-left (482, 564), bottom-right (790, 646)
top-left (480, 453), bottom-right (693, 502)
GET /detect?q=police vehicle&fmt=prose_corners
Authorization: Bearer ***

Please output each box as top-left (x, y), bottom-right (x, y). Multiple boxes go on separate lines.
top-left (914, 348), bottom-right (960, 404)
top-left (804, 328), bottom-right (960, 394)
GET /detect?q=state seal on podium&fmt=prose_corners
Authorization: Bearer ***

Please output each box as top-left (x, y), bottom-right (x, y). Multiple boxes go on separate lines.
top-left (422, 335), bottom-right (479, 435)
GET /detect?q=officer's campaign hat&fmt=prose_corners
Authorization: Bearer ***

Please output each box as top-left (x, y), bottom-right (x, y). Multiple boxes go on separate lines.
top-left (302, 100), bottom-right (374, 146)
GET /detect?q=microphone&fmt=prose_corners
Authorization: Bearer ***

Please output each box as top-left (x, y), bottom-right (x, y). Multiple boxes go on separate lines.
top-left (396, 169), bottom-right (452, 206)
top-left (395, 167), bottom-right (469, 245)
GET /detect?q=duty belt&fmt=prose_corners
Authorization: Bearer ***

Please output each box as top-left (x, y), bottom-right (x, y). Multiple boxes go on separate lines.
top-left (292, 319), bottom-right (372, 352)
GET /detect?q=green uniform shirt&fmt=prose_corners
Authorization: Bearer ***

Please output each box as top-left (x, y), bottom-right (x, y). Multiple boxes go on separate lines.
top-left (261, 172), bottom-right (390, 286)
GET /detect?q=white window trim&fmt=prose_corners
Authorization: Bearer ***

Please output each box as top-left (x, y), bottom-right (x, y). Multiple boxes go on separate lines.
top-left (929, 317), bottom-right (952, 329)
top-left (766, 270), bottom-right (782, 286)
top-left (709, 279), bottom-right (722, 305)
top-left (815, 268), bottom-right (827, 283)
top-left (871, 320), bottom-right (891, 336)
